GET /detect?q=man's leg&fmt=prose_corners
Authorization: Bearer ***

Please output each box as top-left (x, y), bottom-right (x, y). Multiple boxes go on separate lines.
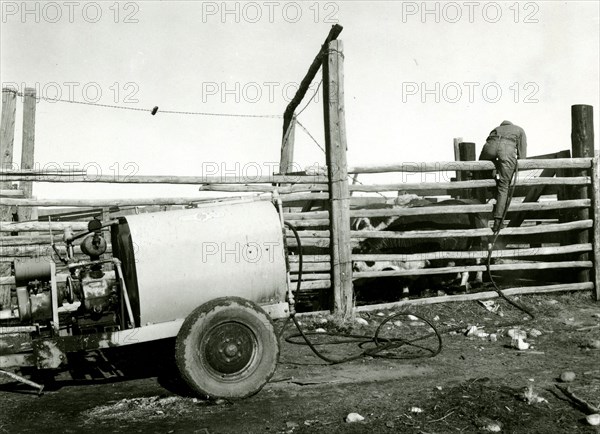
top-left (494, 142), bottom-right (518, 228)
top-left (479, 141), bottom-right (500, 232)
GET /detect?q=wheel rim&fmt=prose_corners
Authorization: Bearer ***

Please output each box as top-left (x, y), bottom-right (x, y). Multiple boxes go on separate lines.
top-left (201, 321), bottom-right (259, 379)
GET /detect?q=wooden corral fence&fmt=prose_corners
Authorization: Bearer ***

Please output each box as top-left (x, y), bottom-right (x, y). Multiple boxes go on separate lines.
top-left (1, 25), bottom-right (599, 321)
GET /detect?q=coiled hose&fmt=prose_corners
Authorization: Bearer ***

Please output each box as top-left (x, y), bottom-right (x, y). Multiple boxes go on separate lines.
top-left (282, 221), bottom-right (442, 364)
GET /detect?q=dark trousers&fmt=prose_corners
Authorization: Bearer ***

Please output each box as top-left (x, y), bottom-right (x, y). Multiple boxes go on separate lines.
top-left (479, 140), bottom-right (518, 219)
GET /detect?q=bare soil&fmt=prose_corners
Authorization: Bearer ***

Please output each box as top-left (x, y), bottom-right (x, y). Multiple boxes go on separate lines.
top-left (1, 292), bottom-right (600, 434)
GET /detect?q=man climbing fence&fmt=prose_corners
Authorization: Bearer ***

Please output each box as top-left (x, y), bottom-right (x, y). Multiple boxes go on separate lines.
top-left (478, 120), bottom-right (528, 232)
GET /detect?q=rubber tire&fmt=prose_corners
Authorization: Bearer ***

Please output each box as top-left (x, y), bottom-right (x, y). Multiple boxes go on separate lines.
top-left (175, 297), bottom-right (279, 399)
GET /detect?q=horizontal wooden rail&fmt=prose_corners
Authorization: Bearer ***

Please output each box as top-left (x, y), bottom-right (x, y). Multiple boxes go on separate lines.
top-left (1, 196), bottom-right (228, 207)
top-left (354, 282), bottom-right (594, 311)
top-left (352, 244), bottom-right (592, 262)
top-left (348, 157), bottom-right (593, 174)
top-left (298, 280), bottom-right (331, 290)
top-left (283, 210), bottom-right (329, 220)
top-left (284, 219), bottom-right (330, 227)
top-left (349, 177), bottom-right (590, 193)
top-left (288, 255), bottom-right (330, 262)
top-left (198, 184), bottom-right (328, 193)
top-left (290, 262), bottom-right (331, 272)
top-left (0, 221), bottom-right (118, 232)
top-left (0, 189), bottom-right (24, 197)
top-left (352, 260), bottom-right (592, 278)
top-left (290, 273), bottom-right (330, 281)
top-left (348, 199), bottom-right (590, 218)
top-left (350, 219), bottom-right (592, 239)
top-left (286, 238), bottom-right (330, 248)
top-left (0, 173), bottom-right (328, 185)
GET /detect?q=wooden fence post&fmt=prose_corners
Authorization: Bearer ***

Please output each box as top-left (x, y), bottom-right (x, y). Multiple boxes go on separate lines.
top-left (0, 88), bottom-right (17, 306)
top-left (323, 39), bottom-right (353, 320)
top-left (571, 104), bottom-right (594, 284)
top-left (590, 157), bottom-right (600, 301)
top-left (459, 142), bottom-right (476, 200)
top-left (451, 137), bottom-right (462, 199)
top-left (16, 88), bottom-right (37, 227)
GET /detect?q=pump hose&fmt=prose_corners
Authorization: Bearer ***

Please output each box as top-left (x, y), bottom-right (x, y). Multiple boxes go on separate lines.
top-left (485, 161), bottom-right (535, 319)
top-left (282, 221), bottom-right (443, 363)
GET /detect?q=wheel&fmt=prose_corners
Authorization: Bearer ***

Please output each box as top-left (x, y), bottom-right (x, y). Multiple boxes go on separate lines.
top-left (175, 297), bottom-right (279, 399)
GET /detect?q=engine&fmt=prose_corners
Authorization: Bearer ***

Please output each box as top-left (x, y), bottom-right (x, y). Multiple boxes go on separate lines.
top-left (3, 219), bottom-right (121, 335)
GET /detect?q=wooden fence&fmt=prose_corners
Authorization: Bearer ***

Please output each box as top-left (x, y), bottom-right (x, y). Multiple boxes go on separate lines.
top-left (1, 25), bottom-right (598, 320)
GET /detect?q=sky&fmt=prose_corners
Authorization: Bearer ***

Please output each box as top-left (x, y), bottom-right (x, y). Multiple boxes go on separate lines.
top-left (1, 1), bottom-right (599, 200)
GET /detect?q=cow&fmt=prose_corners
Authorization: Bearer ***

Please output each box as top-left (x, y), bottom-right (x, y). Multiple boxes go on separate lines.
top-left (353, 198), bottom-right (487, 299)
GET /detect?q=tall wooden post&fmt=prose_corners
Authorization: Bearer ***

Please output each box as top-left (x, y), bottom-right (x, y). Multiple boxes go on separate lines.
top-left (590, 157), bottom-right (600, 301)
top-left (459, 142), bottom-right (476, 200)
top-left (323, 40), bottom-right (352, 320)
top-left (571, 104), bottom-right (594, 284)
top-left (0, 88), bottom-right (17, 306)
top-left (16, 88), bottom-right (37, 226)
top-left (451, 137), bottom-right (463, 199)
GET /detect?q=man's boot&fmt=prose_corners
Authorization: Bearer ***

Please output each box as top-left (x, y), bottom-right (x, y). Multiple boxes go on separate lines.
top-left (492, 218), bottom-right (502, 232)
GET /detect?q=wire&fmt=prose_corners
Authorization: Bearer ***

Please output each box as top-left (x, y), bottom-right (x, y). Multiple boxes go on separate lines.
top-left (295, 119), bottom-right (326, 153)
top-left (7, 89), bottom-right (282, 119)
top-left (295, 80), bottom-right (322, 117)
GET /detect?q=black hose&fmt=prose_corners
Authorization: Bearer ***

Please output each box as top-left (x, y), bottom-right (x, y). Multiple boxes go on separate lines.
top-left (485, 161), bottom-right (535, 319)
top-left (282, 221), bottom-right (442, 363)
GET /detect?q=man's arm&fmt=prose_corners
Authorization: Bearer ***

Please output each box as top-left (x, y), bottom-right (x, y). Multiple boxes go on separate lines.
top-left (519, 129), bottom-right (527, 159)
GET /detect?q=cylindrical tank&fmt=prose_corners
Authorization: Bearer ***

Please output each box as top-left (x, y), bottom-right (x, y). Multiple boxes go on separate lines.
top-left (122, 200), bottom-right (288, 325)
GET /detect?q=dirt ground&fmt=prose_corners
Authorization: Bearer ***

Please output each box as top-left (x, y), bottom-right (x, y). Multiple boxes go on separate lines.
top-left (1, 292), bottom-right (600, 434)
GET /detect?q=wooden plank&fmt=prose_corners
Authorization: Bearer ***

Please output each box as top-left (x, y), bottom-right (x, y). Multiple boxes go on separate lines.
top-left (290, 273), bottom-right (330, 281)
top-left (0, 189), bottom-right (24, 197)
top-left (347, 158), bottom-right (592, 174)
top-left (285, 237), bottom-right (330, 248)
top-left (290, 262), bottom-right (331, 273)
top-left (323, 39), bottom-right (353, 319)
top-left (352, 260), bottom-right (592, 278)
top-left (0, 173), bottom-right (329, 185)
top-left (285, 229), bottom-right (330, 238)
top-left (352, 243), bottom-right (593, 262)
top-left (528, 149), bottom-right (571, 160)
top-left (282, 24), bottom-right (343, 141)
top-left (288, 255), bottom-right (330, 262)
top-left (283, 210), bottom-right (328, 220)
top-left (347, 199), bottom-right (590, 218)
top-left (591, 156), bottom-right (600, 300)
top-left (351, 219), bottom-right (592, 239)
top-left (0, 220), bottom-right (118, 232)
top-left (283, 218), bottom-right (330, 227)
top-left (198, 183), bottom-right (328, 193)
top-left (298, 279), bottom-right (331, 290)
top-left (354, 282), bottom-right (594, 312)
top-left (348, 177), bottom-right (590, 193)
top-left (287, 220), bottom-right (594, 241)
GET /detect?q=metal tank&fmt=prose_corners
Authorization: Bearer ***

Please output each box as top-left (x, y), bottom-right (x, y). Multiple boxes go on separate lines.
top-left (123, 200), bottom-right (288, 325)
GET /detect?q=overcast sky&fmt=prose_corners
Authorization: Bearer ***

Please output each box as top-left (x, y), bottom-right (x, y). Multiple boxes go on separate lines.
top-left (1, 1), bottom-right (599, 199)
